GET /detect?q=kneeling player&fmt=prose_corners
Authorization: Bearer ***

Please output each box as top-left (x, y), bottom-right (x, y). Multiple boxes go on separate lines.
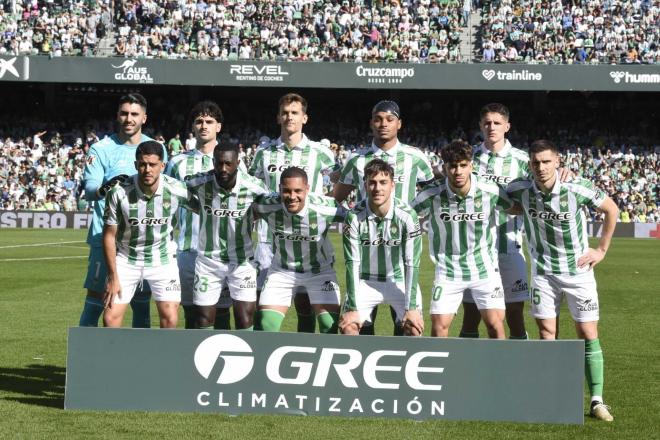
top-left (339, 159), bottom-right (423, 336)
top-left (102, 141), bottom-right (198, 328)
top-left (254, 167), bottom-right (344, 333)
top-left (507, 139), bottom-right (618, 421)
top-left (412, 140), bottom-right (514, 338)
top-left (186, 144), bottom-right (268, 330)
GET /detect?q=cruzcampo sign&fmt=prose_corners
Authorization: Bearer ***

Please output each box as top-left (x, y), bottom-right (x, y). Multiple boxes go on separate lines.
top-left (65, 328), bottom-right (584, 424)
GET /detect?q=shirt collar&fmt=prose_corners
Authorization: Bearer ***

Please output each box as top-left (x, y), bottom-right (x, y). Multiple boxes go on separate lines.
top-left (134, 174), bottom-right (164, 199)
top-left (276, 134), bottom-right (309, 151)
top-left (532, 171), bottom-right (561, 196)
top-left (478, 139), bottom-right (512, 158)
top-left (444, 173), bottom-right (476, 200)
top-left (369, 140), bottom-right (401, 157)
top-left (366, 196), bottom-right (395, 220)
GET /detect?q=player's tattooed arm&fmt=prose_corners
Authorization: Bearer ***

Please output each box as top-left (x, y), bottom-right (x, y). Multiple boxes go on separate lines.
top-left (102, 224), bottom-right (121, 309)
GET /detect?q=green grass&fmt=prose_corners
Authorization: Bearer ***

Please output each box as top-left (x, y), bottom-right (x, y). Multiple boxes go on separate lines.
top-left (1, 229), bottom-right (659, 439)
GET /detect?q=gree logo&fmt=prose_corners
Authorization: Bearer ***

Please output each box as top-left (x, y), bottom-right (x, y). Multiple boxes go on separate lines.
top-left (194, 334), bottom-right (254, 384)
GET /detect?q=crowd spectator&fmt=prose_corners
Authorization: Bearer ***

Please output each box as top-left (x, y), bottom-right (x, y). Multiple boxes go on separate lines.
top-left (480, 0), bottom-right (659, 64)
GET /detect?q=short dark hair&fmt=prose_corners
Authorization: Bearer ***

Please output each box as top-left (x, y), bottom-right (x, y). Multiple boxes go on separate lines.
top-left (529, 139), bottom-right (559, 155)
top-left (189, 100), bottom-right (224, 125)
top-left (136, 140), bottom-right (164, 161)
top-left (479, 103), bottom-right (509, 121)
top-left (278, 93), bottom-right (307, 113)
top-left (364, 158), bottom-right (394, 181)
top-left (213, 143), bottom-right (239, 158)
top-left (118, 93), bottom-right (147, 111)
top-left (441, 140), bottom-right (472, 164)
top-left (280, 166), bottom-right (308, 184)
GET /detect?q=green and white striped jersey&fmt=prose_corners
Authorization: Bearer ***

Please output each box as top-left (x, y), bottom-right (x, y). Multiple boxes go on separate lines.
top-left (103, 174), bottom-right (196, 267)
top-left (507, 174), bottom-right (606, 276)
top-left (187, 169), bottom-right (268, 264)
top-left (343, 198), bottom-right (423, 311)
top-left (253, 194), bottom-right (346, 273)
top-left (412, 174), bottom-right (513, 282)
top-left (473, 140), bottom-right (529, 254)
top-left (248, 134), bottom-right (336, 243)
top-left (166, 149), bottom-right (214, 252)
top-left (339, 141), bottom-right (434, 203)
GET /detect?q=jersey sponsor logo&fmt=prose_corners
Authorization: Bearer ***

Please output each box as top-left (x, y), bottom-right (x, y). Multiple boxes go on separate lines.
top-left (239, 276), bottom-right (257, 289)
top-left (203, 205), bottom-right (247, 218)
top-left (577, 298), bottom-right (599, 312)
top-left (360, 235), bottom-right (402, 247)
top-left (165, 279), bottom-right (181, 292)
top-left (481, 174), bottom-right (512, 185)
top-left (439, 212), bottom-right (487, 222)
top-left (526, 208), bottom-right (573, 221)
top-left (194, 334), bottom-right (255, 384)
top-left (266, 163), bottom-right (310, 173)
top-left (273, 230), bottom-right (320, 242)
top-left (490, 286), bottom-right (503, 299)
top-left (393, 175), bottom-right (405, 183)
top-left (128, 217), bottom-right (170, 226)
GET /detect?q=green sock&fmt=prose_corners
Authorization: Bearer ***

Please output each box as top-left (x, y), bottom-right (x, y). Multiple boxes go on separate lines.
top-left (585, 338), bottom-right (604, 399)
top-left (214, 309), bottom-right (231, 330)
top-left (297, 312), bottom-right (316, 333)
top-left (459, 331), bottom-right (480, 338)
top-left (509, 331), bottom-right (529, 340)
top-left (317, 312), bottom-right (339, 334)
top-left (258, 309), bottom-right (285, 332)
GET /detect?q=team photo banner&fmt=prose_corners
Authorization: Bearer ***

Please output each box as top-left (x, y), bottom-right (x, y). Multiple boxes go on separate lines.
top-left (66, 328), bottom-right (584, 424)
top-left (1, 56), bottom-right (658, 91)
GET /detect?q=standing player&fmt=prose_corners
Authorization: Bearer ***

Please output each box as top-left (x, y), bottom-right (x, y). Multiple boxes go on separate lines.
top-left (249, 93), bottom-right (336, 333)
top-left (254, 167), bottom-right (344, 333)
top-left (102, 141), bottom-right (196, 328)
top-left (412, 140), bottom-right (513, 338)
top-left (340, 159), bottom-right (424, 336)
top-left (334, 100), bottom-right (435, 335)
top-left (507, 139), bottom-right (618, 421)
top-left (166, 101), bottom-right (232, 329)
top-left (460, 103), bottom-right (530, 339)
top-left (80, 93), bottom-right (161, 328)
top-left (187, 143), bottom-right (268, 330)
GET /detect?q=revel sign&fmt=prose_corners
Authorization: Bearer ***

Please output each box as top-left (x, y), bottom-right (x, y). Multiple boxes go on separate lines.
top-left (65, 328), bottom-right (584, 424)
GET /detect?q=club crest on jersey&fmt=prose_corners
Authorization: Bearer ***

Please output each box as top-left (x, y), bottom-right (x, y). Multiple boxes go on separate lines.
top-left (474, 200), bottom-right (483, 209)
top-left (128, 217), bottom-right (169, 226)
top-left (560, 200), bottom-right (568, 208)
top-left (390, 224), bottom-right (398, 235)
top-left (527, 208), bottom-right (573, 221)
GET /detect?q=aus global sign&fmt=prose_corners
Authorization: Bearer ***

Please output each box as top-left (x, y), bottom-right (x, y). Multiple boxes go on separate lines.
top-left (66, 328), bottom-right (583, 423)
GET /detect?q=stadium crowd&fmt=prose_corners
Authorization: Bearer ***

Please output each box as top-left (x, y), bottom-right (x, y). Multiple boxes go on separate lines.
top-left (1, 125), bottom-right (657, 223)
top-left (480, 0), bottom-right (659, 64)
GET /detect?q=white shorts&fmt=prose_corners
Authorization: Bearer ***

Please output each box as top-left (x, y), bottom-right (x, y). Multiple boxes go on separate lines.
top-left (112, 257), bottom-right (180, 304)
top-left (530, 271), bottom-right (600, 322)
top-left (255, 241), bottom-right (274, 290)
top-left (178, 251), bottom-right (232, 308)
top-left (259, 267), bottom-right (341, 307)
top-left (343, 279), bottom-right (422, 325)
top-left (193, 254), bottom-right (257, 306)
top-left (432, 270), bottom-right (505, 315)
top-left (463, 251), bottom-right (528, 304)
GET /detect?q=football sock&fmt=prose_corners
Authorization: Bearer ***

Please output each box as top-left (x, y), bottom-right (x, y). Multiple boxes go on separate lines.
top-left (258, 309), bottom-right (285, 332)
top-left (214, 309), bottom-right (231, 330)
top-left (585, 338), bottom-right (604, 399)
top-left (183, 306), bottom-right (196, 330)
top-left (78, 297), bottom-right (104, 327)
top-left (459, 331), bottom-right (480, 338)
top-left (297, 312), bottom-right (316, 333)
top-left (130, 295), bottom-right (151, 328)
top-left (317, 312), bottom-right (339, 334)
top-left (509, 331), bottom-right (529, 340)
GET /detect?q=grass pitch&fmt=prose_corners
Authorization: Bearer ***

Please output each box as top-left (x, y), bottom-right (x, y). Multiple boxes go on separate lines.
top-left (0, 229), bottom-right (659, 439)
